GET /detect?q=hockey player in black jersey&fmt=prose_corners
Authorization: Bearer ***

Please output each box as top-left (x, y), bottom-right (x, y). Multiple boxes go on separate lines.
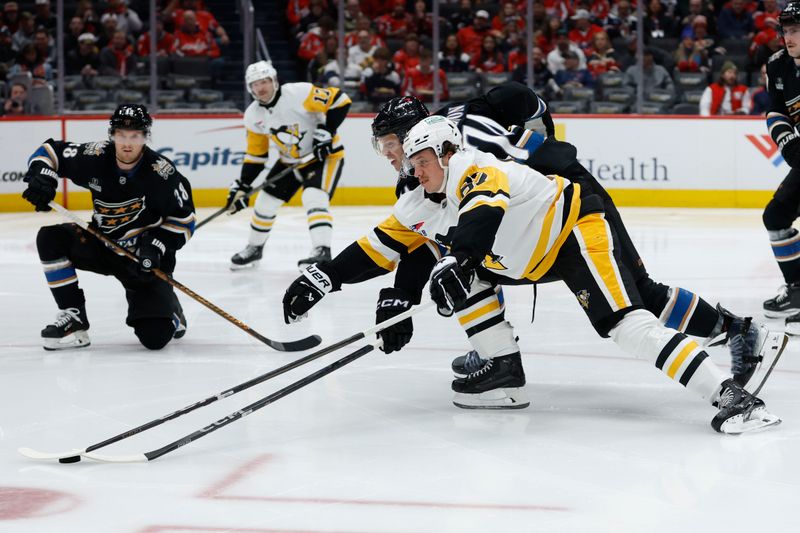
top-left (762, 2), bottom-right (800, 333)
top-left (22, 104), bottom-right (196, 351)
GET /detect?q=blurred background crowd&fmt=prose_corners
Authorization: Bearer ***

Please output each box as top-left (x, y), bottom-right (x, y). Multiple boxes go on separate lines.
top-left (0, 0), bottom-right (783, 115)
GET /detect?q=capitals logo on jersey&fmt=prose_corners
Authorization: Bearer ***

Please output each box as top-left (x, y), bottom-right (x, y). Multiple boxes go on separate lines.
top-left (270, 124), bottom-right (306, 160)
top-left (93, 198), bottom-right (146, 231)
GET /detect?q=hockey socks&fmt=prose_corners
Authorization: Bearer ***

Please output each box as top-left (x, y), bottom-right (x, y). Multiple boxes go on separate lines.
top-left (302, 187), bottom-right (332, 249)
top-left (769, 228), bottom-right (800, 283)
top-left (658, 287), bottom-right (719, 338)
top-left (41, 257), bottom-right (85, 310)
top-left (248, 192), bottom-right (283, 247)
top-left (610, 310), bottom-right (725, 402)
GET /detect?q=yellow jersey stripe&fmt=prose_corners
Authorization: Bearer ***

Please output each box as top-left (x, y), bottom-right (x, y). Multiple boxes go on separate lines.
top-left (357, 236), bottom-right (397, 271)
top-left (251, 218), bottom-right (274, 228)
top-left (246, 128), bottom-right (269, 157)
top-left (574, 212), bottom-right (631, 310)
top-left (323, 149), bottom-right (344, 191)
top-left (667, 341), bottom-right (699, 379)
top-left (458, 299), bottom-right (501, 326)
top-left (523, 175), bottom-right (565, 275)
top-left (526, 182), bottom-right (582, 281)
top-left (308, 214), bottom-right (333, 223)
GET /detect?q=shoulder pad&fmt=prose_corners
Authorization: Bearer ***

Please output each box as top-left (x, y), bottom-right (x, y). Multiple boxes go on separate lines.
top-left (768, 49), bottom-right (786, 64)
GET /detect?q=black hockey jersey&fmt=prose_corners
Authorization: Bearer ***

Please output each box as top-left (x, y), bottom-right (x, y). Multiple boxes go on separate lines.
top-left (766, 49), bottom-right (800, 147)
top-left (28, 139), bottom-right (196, 252)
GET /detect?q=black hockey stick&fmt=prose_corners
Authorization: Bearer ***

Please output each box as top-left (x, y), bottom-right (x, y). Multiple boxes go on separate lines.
top-left (18, 301), bottom-right (432, 463)
top-left (195, 154), bottom-right (317, 230)
top-left (83, 342), bottom-right (378, 462)
top-left (47, 201), bottom-right (320, 352)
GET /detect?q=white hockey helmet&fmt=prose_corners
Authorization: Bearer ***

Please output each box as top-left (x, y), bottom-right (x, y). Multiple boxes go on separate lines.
top-left (402, 115), bottom-right (462, 164)
top-left (245, 60), bottom-right (279, 103)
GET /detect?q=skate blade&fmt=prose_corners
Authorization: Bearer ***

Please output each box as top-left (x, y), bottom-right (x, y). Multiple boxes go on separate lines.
top-left (746, 331), bottom-right (789, 395)
top-left (785, 321), bottom-right (800, 336)
top-left (43, 331), bottom-right (90, 351)
top-left (719, 409), bottom-right (782, 435)
top-left (452, 388), bottom-right (530, 410)
top-left (764, 309), bottom-right (799, 319)
top-left (230, 261), bottom-right (260, 271)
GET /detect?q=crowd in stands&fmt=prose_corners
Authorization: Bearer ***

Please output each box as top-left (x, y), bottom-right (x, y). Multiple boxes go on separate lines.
top-left (291, 0), bottom-right (779, 115)
top-left (0, 0), bottom-right (230, 115)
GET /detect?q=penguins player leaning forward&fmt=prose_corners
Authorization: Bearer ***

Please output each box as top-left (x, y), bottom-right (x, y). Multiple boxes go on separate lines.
top-left (283, 114), bottom-right (781, 434)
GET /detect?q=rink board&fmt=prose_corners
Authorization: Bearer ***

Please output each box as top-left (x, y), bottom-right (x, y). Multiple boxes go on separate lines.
top-left (0, 114), bottom-right (782, 211)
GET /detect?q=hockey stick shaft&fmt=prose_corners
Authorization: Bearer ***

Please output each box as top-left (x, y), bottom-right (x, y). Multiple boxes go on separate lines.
top-left (140, 342), bottom-right (377, 462)
top-left (194, 155), bottom-right (317, 230)
top-left (80, 300), bottom-right (432, 454)
top-left (47, 201), bottom-right (320, 352)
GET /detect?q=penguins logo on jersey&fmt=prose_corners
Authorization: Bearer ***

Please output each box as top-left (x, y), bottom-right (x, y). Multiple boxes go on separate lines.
top-left (576, 289), bottom-right (590, 309)
top-left (483, 254), bottom-right (507, 271)
top-left (93, 198), bottom-right (146, 231)
top-left (270, 124), bottom-right (306, 159)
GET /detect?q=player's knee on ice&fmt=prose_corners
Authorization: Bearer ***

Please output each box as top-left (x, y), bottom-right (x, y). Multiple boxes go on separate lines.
top-left (133, 318), bottom-right (175, 350)
top-left (36, 224), bottom-right (71, 259)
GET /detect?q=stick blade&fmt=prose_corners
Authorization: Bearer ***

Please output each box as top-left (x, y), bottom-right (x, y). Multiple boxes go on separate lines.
top-left (269, 334), bottom-right (322, 352)
top-left (18, 447), bottom-right (85, 461)
top-left (82, 451), bottom-right (149, 463)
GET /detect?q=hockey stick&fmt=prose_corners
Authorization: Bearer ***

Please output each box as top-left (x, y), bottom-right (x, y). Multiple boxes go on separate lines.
top-left (82, 341), bottom-right (380, 463)
top-left (47, 201), bottom-right (321, 352)
top-left (18, 301), bottom-right (433, 463)
top-left (194, 154), bottom-right (317, 230)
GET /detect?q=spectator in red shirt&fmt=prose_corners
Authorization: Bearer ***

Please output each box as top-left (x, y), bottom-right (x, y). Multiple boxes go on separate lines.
top-left (492, 2), bottom-right (524, 33)
top-left (471, 34), bottom-right (506, 73)
top-left (586, 31), bottom-right (620, 76)
top-left (376, 0), bottom-right (412, 41)
top-left (569, 9), bottom-right (604, 53)
top-left (754, 0), bottom-right (780, 31)
top-left (402, 48), bottom-right (448, 102)
top-left (171, 10), bottom-right (220, 58)
top-left (457, 9), bottom-right (493, 58)
top-left (99, 29), bottom-right (136, 76)
top-left (393, 33), bottom-right (422, 77)
top-left (700, 61), bottom-right (751, 115)
top-left (137, 16), bottom-right (175, 57)
top-left (537, 16), bottom-right (564, 55)
top-left (165, 0), bottom-right (229, 47)
top-left (298, 15), bottom-right (334, 63)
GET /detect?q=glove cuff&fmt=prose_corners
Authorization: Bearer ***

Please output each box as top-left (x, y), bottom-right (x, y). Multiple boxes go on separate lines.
top-left (301, 262), bottom-right (340, 294)
top-left (779, 132), bottom-right (799, 150)
top-left (377, 287), bottom-right (414, 309)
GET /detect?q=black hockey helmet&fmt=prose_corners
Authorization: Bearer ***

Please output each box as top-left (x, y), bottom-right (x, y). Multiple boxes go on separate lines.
top-left (109, 104), bottom-right (153, 137)
top-left (779, 2), bottom-right (800, 33)
top-left (371, 96), bottom-right (430, 141)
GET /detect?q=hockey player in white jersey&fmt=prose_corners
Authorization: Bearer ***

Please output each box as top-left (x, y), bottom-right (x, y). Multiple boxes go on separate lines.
top-left (284, 116), bottom-right (780, 434)
top-left (227, 61), bottom-right (351, 269)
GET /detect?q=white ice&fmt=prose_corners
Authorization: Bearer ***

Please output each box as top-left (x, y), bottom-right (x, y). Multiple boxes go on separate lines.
top-left (1, 206), bottom-right (798, 532)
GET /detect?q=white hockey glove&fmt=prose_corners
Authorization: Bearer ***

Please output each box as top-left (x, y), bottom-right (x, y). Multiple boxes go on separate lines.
top-left (429, 254), bottom-right (474, 317)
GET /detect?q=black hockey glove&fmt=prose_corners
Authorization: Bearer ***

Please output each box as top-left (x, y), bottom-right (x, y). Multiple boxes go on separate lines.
top-left (226, 179), bottom-right (253, 214)
top-left (429, 254), bottom-right (474, 317)
top-left (136, 233), bottom-right (167, 278)
top-left (779, 133), bottom-right (800, 169)
top-left (312, 127), bottom-right (334, 162)
top-left (283, 262), bottom-right (341, 323)
top-left (22, 162), bottom-right (59, 212)
top-left (375, 287), bottom-right (414, 354)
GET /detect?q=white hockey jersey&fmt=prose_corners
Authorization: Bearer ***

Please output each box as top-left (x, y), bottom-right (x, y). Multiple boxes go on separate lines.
top-left (242, 82), bottom-right (351, 164)
top-left (356, 148), bottom-right (582, 282)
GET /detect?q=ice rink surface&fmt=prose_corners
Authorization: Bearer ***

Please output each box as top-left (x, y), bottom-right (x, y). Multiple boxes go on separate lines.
top-left (1, 206), bottom-right (799, 532)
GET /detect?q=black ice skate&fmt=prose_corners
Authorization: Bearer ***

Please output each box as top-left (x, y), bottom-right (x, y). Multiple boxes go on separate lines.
top-left (708, 305), bottom-right (788, 395)
top-left (41, 307), bottom-right (90, 351)
top-left (172, 306), bottom-right (187, 339)
top-left (711, 379), bottom-right (780, 434)
top-left (451, 352), bottom-right (529, 409)
top-left (763, 282), bottom-right (800, 318)
top-left (297, 246), bottom-right (331, 269)
top-left (230, 244), bottom-right (263, 270)
top-left (451, 350), bottom-right (488, 377)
